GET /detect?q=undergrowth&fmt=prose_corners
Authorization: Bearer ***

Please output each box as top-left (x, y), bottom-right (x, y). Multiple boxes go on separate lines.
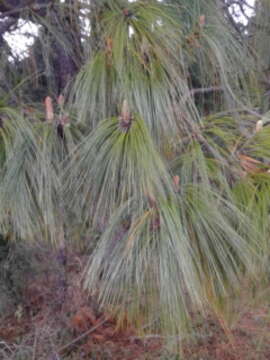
top-left (1, 242), bottom-right (270, 360)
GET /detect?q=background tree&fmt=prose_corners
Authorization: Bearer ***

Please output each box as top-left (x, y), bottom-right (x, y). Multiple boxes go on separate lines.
top-left (0, 0), bottom-right (83, 100)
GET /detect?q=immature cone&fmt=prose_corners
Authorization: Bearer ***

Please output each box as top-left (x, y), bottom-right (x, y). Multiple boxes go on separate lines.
top-left (255, 120), bottom-right (263, 132)
top-left (198, 15), bottom-right (206, 27)
top-left (147, 193), bottom-right (157, 209)
top-left (119, 100), bottom-right (132, 130)
top-left (44, 96), bottom-right (54, 123)
top-left (57, 94), bottom-right (65, 107)
top-left (173, 175), bottom-right (180, 192)
top-left (106, 37), bottom-right (113, 55)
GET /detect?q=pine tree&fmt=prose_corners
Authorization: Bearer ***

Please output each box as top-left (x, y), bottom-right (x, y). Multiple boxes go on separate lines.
top-left (0, 0), bottom-right (270, 344)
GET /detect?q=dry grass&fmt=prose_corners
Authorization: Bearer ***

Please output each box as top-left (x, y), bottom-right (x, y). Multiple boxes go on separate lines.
top-left (1, 243), bottom-right (270, 360)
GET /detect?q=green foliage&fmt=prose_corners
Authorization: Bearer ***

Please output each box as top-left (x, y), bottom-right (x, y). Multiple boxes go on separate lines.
top-left (65, 115), bottom-right (174, 227)
top-left (0, 0), bottom-right (270, 348)
top-left (0, 105), bottom-right (76, 244)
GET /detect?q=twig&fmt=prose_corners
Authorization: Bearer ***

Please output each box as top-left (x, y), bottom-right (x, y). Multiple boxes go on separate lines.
top-left (32, 328), bottom-right (38, 360)
top-left (57, 318), bottom-right (107, 353)
top-left (190, 86), bottom-right (223, 96)
top-left (0, 17), bottom-right (17, 35)
top-left (0, 341), bottom-right (13, 354)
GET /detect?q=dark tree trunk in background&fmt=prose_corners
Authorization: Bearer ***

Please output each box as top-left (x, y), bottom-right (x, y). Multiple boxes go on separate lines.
top-left (0, 0), bottom-right (82, 96)
top-left (45, 1), bottom-right (83, 94)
